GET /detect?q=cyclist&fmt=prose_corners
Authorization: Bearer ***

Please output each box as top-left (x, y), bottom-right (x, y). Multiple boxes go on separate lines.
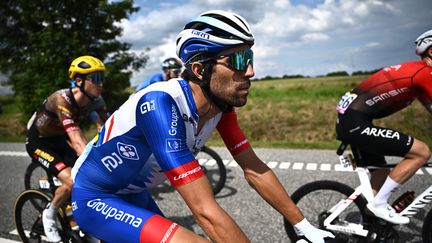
top-left (336, 29), bottom-right (432, 225)
top-left (71, 10), bottom-right (334, 243)
top-left (25, 55), bottom-right (109, 242)
top-left (135, 57), bottom-right (182, 92)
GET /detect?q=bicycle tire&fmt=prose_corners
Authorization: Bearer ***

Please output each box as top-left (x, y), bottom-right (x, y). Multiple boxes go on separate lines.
top-left (24, 162), bottom-right (51, 192)
top-left (13, 189), bottom-right (76, 243)
top-left (422, 208), bottom-right (432, 243)
top-left (199, 146), bottom-right (226, 195)
top-left (283, 180), bottom-right (369, 242)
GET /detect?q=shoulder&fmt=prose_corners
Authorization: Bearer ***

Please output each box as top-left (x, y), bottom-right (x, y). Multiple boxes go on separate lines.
top-left (148, 73), bottom-right (164, 82)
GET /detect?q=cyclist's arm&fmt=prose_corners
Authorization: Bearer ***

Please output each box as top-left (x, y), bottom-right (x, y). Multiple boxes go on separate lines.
top-left (233, 147), bottom-right (304, 225)
top-left (418, 93), bottom-right (432, 115)
top-left (176, 176), bottom-right (249, 242)
top-left (66, 129), bottom-right (87, 156)
top-left (414, 68), bottom-right (432, 115)
top-left (54, 101), bottom-right (88, 155)
top-left (216, 110), bottom-right (303, 224)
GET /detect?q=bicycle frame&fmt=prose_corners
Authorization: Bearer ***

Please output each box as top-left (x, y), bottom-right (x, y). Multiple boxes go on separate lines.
top-left (323, 167), bottom-right (371, 237)
top-left (400, 184), bottom-right (432, 217)
top-left (323, 153), bottom-right (432, 237)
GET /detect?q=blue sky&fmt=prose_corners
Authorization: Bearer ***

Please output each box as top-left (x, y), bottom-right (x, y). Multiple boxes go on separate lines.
top-left (118, 0), bottom-right (432, 87)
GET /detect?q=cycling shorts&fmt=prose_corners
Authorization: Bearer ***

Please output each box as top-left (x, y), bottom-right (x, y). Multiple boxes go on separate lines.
top-left (71, 187), bottom-right (179, 243)
top-left (336, 109), bottom-right (414, 167)
top-left (25, 123), bottom-right (77, 176)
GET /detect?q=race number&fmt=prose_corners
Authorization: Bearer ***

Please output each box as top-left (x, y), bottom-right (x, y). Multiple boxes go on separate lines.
top-left (336, 92), bottom-right (357, 114)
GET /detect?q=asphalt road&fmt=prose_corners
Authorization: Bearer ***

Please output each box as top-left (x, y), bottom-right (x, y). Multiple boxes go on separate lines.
top-left (0, 142), bottom-right (431, 242)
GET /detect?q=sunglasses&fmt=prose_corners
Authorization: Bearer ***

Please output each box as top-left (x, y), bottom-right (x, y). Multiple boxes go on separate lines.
top-left (221, 48), bottom-right (253, 71)
top-left (85, 72), bottom-right (105, 85)
top-left (168, 68), bottom-right (182, 74)
top-left (194, 48), bottom-right (254, 72)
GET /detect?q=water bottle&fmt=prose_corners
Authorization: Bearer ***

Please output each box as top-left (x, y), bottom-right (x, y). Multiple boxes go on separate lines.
top-left (65, 204), bottom-right (80, 231)
top-left (392, 191), bottom-right (415, 213)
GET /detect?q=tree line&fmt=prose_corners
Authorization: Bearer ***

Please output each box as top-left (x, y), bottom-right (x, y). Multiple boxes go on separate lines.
top-left (252, 68), bottom-right (382, 81)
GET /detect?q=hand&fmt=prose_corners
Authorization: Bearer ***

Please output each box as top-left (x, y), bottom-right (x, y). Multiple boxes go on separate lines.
top-left (294, 218), bottom-right (334, 243)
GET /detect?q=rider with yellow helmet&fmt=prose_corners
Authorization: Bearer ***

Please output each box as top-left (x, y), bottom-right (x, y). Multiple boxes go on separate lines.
top-left (25, 55), bottom-right (109, 242)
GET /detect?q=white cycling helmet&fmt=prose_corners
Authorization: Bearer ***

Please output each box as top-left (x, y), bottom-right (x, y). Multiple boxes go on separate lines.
top-left (176, 10), bottom-right (255, 64)
top-left (415, 29), bottom-right (432, 56)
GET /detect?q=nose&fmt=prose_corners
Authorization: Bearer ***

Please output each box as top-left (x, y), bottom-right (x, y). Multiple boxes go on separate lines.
top-left (244, 64), bottom-right (254, 78)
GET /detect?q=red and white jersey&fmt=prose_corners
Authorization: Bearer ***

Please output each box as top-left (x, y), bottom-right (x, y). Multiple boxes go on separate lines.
top-left (337, 61), bottom-right (432, 118)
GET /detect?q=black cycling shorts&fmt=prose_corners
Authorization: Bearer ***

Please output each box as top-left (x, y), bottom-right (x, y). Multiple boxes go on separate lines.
top-left (336, 109), bottom-right (414, 167)
top-left (26, 123), bottom-right (77, 176)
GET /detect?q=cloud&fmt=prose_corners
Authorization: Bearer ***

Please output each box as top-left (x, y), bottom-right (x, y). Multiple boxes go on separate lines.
top-left (121, 0), bottom-right (432, 86)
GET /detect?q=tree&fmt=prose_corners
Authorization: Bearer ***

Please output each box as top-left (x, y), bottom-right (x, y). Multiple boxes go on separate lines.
top-left (326, 71), bottom-right (349, 77)
top-left (0, 0), bottom-right (148, 116)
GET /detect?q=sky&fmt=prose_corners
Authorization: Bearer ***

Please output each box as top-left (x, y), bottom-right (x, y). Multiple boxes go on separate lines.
top-left (118, 0), bottom-right (432, 87)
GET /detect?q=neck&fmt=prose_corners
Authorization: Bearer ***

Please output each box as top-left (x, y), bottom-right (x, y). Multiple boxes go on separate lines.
top-left (189, 81), bottom-right (219, 120)
top-left (72, 87), bottom-right (91, 108)
top-left (424, 57), bottom-right (432, 67)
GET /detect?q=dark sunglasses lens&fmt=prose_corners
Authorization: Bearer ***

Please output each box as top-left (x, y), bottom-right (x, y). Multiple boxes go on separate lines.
top-left (230, 49), bottom-right (253, 71)
top-left (88, 73), bottom-right (104, 84)
top-left (171, 69), bottom-right (181, 74)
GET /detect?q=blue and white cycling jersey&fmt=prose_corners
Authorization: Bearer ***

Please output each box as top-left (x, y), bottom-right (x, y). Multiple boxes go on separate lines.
top-left (72, 78), bottom-right (251, 193)
top-left (71, 78), bottom-right (251, 242)
top-left (72, 78), bottom-right (221, 192)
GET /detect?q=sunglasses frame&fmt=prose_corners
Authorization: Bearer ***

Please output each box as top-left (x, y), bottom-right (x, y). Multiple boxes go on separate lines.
top-left (193, 48), bottom-right (254, 72)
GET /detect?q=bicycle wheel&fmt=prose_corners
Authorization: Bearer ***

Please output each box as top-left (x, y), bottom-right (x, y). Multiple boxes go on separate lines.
top-left (24, 162), bottom-right (51, 192)
top-left (13, 190), bottom-right (73, 243)
top-left (197, 146), bottom-right (226, 195)
top-left (422, 208), bottom-right (432, 243)
top-left (283, 180), bottom-right (369, 242)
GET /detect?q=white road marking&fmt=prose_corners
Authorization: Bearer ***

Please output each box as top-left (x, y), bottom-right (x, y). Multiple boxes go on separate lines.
top-left (292, 162), bottom-right (304, 170)
top-left (279, 162), bottom-right (291, 169)
top-left (266, 161), bottom-right (278, 169)
top-left (320, 163), bottom-right (332, 171)
top-left (1, 151), bottom-right (431, 175)
top-left (306, 163), bottom-right (317, 170)
top-left (0, 151), bottom-right (27, 157)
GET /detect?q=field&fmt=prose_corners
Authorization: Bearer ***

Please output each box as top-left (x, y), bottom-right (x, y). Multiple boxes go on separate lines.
top-left (1, 76), bottom-right (432, 149)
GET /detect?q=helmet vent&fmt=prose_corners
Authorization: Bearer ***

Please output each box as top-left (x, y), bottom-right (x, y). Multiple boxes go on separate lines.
top-left (77, 61), bottom-right (91, 69)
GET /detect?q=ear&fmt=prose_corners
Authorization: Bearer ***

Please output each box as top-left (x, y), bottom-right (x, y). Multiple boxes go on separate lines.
top-left (75, 77), bottom-right (83, 86)
top-left (191, 62), bottom-right (204, 80)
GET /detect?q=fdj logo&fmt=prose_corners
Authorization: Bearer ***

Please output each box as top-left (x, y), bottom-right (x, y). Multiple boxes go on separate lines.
top-left (101, 153), bottom-right (123, 172)
top-left (140, 100), bottom-right (155, 114)
top-left (117, 142), bottom-right (139, 160)
top-left (166, 139), bottom-right (181, 152)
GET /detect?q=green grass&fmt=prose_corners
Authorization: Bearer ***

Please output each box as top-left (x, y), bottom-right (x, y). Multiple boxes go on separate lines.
top-left (2, 75), bottom-right (432, 149)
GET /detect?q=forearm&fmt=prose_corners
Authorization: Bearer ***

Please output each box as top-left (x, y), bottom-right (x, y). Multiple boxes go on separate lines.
top-left (244, 168), bottom-right (304, 225)
top-left (194, 204), bottom-right (249, 243)
top-left (67, 130), bottom-right (88, 155)
top-left (178, 177), bottom-right (250, 242)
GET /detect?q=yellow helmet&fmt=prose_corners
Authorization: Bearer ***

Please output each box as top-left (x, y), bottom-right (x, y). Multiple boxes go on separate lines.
top-left (68, 56), bottom-right (105, 79)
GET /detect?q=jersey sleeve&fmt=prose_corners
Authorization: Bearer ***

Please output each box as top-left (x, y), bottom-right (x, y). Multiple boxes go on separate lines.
top-left (414, 67), bottom-right (432, 106)
top-left (216, 109), bottom-right (250, 156)
top-left (135, 91), bottom-right (204, 187)
top-left (51, 94), bottom-right (80, 133)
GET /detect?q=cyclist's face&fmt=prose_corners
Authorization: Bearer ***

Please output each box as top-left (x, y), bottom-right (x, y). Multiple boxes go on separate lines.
top-left (84, 76), bottom-right (103, 97)
top-left (210, 45), bottom-right (255, 107)
top-left (164, 68), bottom-right (181, 80)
